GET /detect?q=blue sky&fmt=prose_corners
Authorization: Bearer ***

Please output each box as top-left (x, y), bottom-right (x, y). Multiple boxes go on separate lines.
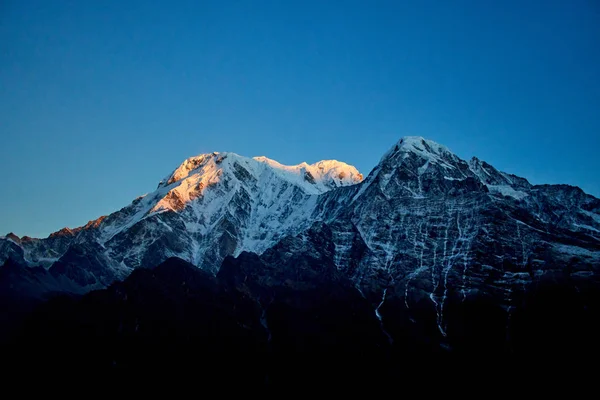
top-left (1, 0), bottom-right (599, 238)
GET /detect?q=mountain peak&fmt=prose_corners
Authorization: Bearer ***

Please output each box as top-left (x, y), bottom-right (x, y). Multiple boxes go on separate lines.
top-left (159, 152), bottom-right (362, 192)
top-left (113, 150), bottom-right (365, 249)
top-left (48, 227), bottom-right (77, 238)
top-left (252, 157), bottom-right (363, 188)
top-left (159, 152), bottom-right (237, 188)
top-left (3, 232), bottom-right (20, 244)
top-left (380, 136), bottom-right (454, 163)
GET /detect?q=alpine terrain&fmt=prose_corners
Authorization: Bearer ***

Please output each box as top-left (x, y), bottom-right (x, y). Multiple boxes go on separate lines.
top-left (2, 137), bottom-right (599, 383)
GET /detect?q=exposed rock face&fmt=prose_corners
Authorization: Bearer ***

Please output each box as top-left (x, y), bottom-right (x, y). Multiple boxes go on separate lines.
top-left (0, 238), bottom-right (26, 266)
top-left (306, 137), bottom-right (600, 350)
top-left (1, 136), bottom-right (599, 363)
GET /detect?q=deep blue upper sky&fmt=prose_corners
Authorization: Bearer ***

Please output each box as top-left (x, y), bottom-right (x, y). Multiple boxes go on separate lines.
top-left (1, 0), bottom-right (599, 238)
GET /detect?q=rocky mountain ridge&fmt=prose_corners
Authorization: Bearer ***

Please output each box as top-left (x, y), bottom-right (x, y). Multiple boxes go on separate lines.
top-left (1, 151), bottom-right (363, 286)
top-left (1, 136), bottom-right (599, 357)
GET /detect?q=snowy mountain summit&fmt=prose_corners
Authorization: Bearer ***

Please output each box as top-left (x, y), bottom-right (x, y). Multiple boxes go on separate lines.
top-left (0, 150), bottom-right (364, 286)
top-left (158, 151), bottom-right (362, 198)
top-left (131, 152), bottom-right (363, 267)
top-left (1, 136), bottom-right (598, 297)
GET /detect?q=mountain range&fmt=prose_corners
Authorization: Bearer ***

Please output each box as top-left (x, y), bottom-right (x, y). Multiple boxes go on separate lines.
top-left (2, 136), bottom-right (599, 382)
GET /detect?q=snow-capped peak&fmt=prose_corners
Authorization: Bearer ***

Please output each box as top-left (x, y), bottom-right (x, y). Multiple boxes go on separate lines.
top-left (160, 152), bottom-right (362, 194)
top-left (159, 152), bottom-right (227, 188)
top-left (380, 136), bottom-right (454, 163)
top-left (253, 156), bottom-right (363, 190)
top-left (73, 150), bottom-right (365, 270)
top-left (350, 136), bottom-right (468, 203)
top-left (106, 151), bottom-right (364, 240)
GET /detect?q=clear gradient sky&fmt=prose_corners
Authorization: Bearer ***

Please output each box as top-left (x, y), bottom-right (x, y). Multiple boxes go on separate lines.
top-left (1, 0), bottom-right (599, 238)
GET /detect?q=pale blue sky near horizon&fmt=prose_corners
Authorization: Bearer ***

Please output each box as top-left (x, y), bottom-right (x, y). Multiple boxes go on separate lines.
top-left (1, 0), bottom-right (599, 238)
